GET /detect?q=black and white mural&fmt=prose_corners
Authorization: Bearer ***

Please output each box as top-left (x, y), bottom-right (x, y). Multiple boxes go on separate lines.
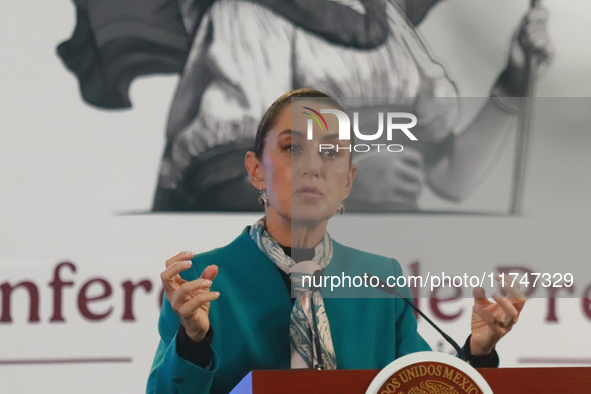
top-left (57, 0), bottom-right (552, 213)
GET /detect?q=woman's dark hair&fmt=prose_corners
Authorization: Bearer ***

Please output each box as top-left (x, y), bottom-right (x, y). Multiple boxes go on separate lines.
top-left (253, 88), bottom-right (347, 160)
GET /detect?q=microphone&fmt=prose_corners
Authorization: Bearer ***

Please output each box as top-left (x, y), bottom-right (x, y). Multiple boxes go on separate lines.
top-left (365, 273), bottom-right (467, 362)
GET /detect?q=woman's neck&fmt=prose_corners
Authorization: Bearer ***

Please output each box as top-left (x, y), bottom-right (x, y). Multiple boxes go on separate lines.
top-left (265, 209), bottom-right (326, 249)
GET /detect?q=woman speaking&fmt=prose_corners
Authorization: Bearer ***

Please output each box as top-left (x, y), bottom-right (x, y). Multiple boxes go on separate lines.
top-left (147, 89), bottom-right (525, 394)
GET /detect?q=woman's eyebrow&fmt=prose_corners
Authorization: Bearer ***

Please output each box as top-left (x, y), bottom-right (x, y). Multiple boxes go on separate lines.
top-left (278, 129), bottom-right (340, 141)
top-left (278, 129), bottom-right (304, 138)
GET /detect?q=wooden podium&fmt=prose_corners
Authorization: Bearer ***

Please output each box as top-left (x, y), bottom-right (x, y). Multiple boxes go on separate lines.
top-left (230, 367), bottom-right (591, 394)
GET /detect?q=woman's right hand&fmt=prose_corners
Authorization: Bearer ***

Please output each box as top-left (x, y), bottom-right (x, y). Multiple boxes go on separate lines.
top-left (161, 252), bottom-right (220, 342)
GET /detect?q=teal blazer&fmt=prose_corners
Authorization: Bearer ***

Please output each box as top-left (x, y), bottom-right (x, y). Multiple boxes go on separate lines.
top-left (147, 227), bottom-right (431, 394)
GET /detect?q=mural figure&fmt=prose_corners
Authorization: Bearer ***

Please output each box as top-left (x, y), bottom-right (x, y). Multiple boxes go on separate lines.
top-left (58, 0), bottom-right (552, 212)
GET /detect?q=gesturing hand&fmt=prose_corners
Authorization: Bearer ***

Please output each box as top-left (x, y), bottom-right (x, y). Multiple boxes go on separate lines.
top-left (160, 251), bottom-right (220, 342)
top-left (469, 276), bottom-right (526, 356)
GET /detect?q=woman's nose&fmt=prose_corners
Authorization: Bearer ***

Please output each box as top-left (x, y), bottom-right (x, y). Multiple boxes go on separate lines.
top-left (298, 146), bottom-right (322, 177)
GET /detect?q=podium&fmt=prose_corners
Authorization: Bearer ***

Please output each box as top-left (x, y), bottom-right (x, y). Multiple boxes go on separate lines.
top-left (230, 367), bottom-right (591, 394)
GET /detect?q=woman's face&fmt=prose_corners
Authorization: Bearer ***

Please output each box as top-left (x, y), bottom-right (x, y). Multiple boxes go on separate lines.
top-left (248, 100), bottom-right (356, 224)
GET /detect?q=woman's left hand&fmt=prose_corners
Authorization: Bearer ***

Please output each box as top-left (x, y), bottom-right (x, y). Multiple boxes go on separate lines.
top-left (469, 277), bottom-right (526, 356)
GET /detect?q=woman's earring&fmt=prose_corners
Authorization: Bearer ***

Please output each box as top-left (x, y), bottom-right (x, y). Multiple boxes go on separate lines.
top-left (337, 201), bottom-right (346, 215)
top-left (258, 189), bottom-right (269, 206)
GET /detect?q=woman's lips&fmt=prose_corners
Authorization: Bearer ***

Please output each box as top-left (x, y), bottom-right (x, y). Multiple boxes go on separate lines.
top-left (295, 186), bottom-right (324, 199)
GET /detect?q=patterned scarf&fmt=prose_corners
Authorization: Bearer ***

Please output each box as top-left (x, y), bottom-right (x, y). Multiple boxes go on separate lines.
top-left (249, 217), bottom-right (337, 370)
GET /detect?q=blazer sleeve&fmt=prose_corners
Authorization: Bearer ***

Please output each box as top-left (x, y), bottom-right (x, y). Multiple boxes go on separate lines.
top-left (146, 293), bottom-right (219, 394)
